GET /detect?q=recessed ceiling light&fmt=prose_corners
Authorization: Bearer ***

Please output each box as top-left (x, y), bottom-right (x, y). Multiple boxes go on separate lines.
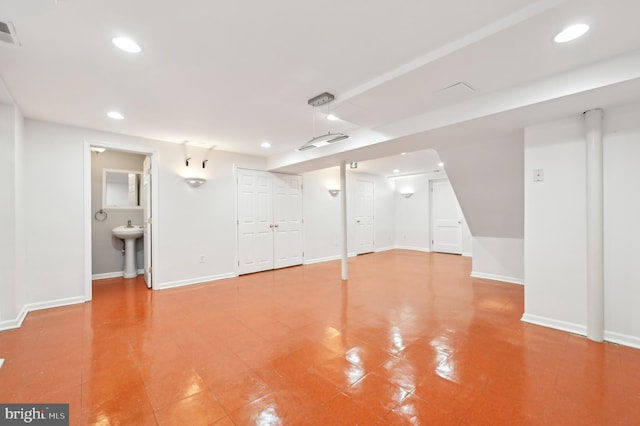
top-left (400, 152), bottom-right (407, 156)
top-left (438, 162), bottom-right (444, 167)
top-left (260, 141), bottom-right (271, 148)
top-left (554, 24), bottom-right (589, 43)
top-left (326, 114), bottom-right (339, 121)
top-left (107, 111), bottom-right (124, 120)
top-left (393, 169), bottom-right (400, 173)
top-left (112, 36), bottom-right (142, 53)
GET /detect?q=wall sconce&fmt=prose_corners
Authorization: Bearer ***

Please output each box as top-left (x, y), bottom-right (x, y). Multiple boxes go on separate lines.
top-left (328, 189), bottom-right (340, 197)
top-left (184, 177), bottom-right (206, 187)
top-left (400, 192), bottom-right (413, 198)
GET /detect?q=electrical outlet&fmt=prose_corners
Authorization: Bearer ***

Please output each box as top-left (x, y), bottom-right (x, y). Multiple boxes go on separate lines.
top-left (533, 169), bottom-right (544, 182)
top-left (199, 254), bottom-right (205, 263)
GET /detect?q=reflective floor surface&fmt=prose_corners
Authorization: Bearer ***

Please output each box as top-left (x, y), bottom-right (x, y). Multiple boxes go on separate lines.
top-left (0, 250), bottom-right (638, 425)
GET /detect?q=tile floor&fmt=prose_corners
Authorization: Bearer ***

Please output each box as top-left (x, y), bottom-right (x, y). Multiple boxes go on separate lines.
top-left (0, 250), bottom-right (638, 425)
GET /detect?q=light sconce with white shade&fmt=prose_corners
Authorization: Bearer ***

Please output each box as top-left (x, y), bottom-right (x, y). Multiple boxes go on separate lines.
top-left (184, 177), bottom-right (206, 188)
top-left (328, 189), bottom-right (340, 197)
top-left (400, 192), bottom-right (413, 198)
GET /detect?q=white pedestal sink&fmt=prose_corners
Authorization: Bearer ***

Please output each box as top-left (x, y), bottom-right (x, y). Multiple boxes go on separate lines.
top-left (112, 225), bottom-right (144, 278)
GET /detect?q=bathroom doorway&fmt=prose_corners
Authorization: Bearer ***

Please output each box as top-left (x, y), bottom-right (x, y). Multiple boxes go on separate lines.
top-left (83, 141), bottom-right (158, 301)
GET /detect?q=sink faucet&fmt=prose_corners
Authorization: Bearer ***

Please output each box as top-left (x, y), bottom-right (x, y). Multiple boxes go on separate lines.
top-left (127, 220), bottom-right (132, 228)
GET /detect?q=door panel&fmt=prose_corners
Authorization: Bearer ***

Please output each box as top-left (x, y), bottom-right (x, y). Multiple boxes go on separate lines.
top-left (142, 156), bottom-right (152, 288)
top-left (273, 174), bottom-right (303, 269)
top-left (237, 170), bottom-right (303, 274)
top-left (238, 170), bottom-right (274, 274)
top-left (356, 179), bottom-right (375, 254)
top-left (431, 180), bottom-right (463, 254)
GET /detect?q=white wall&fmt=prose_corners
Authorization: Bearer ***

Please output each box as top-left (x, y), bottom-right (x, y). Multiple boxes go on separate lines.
top-left (602, 105), bottom-right (640, 345)
top-left (0, 104), bottom-right (17, 322)
top-left (18, 120), bottom-right (265, 310)
top-left (434, 133), bottom-right (524, 282)
top-left (302, 168), bottom-right (394, 263)
top-left (523, 103), bottom-right (640, 348)
top-left (391, 173), bottom-right (472, 256)
top-left (471, 237), bottom-right (524, 284)
top-left (393, 175), bottom-right (431, 251)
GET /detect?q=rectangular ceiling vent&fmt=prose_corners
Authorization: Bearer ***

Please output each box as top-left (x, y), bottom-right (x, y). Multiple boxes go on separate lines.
top-left (0, 21), bottom-right (20, 46)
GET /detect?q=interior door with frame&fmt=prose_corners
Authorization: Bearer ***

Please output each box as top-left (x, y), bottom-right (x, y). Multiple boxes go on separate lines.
top-left (272, 173), bottom-right (303, 269)
top-left (431, 179), bottom-right (463, 254)
top-left (142, 155), bottom-right (152, 288)
top-left (237, 169), bottom-right (274, 274)
top-left (356, 179), bottom-right (375, 254)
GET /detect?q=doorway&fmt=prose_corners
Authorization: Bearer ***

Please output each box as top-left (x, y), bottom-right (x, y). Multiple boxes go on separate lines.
top-left (236, 168), bottom-right (303, 275)
top-left (355, 179), bottom-right (375, 254)
top-left (430, 179), bottom-right (464, 254)
top-left (83, 141), bottom-right (159, 301)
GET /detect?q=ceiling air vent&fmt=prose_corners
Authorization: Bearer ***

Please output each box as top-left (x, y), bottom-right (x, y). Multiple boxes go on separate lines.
top-left (0, 21), bottom-right (20, 45)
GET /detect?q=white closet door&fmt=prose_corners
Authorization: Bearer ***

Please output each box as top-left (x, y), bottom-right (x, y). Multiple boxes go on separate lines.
top-left (273, 173), bottom-right (303, 269)
top-left (237, 169), bottom-right (274, 274)
top-left (356, 179), bottom-right (375, 254)
top-left (431, 180), bottom-right (463, 254)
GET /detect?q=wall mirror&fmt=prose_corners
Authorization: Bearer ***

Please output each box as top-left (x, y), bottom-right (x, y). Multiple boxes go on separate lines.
top-left (103, 169), bottom-right (142, 209)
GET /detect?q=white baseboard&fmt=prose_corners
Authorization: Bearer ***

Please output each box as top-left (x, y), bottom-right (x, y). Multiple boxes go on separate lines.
top-left (471, 271), bottom-right (524, 285)
top-left (304, 252), bottom-right (358, 265)
top-left (394, 246), bottom-right (431, 253)
top-left (604, 331), bottom-right (640, 349)
top-left (375, 246), bottom-right (395, 253)
top-left (157, 272), bottom-right (238, 290)
top-left (92, 269), bottom-right (144, 280)
top-left (462, 252), bottom-right (472, 257)
top-left (0, 296), bottom-right (85, 332)
top-left (92, 271), bottom-right (123, 280)
top-left (304, 255), bottom-right (340, 265)
top-left (521, 313), bottom-right (587, 336)
top-left (522, 314), bottom-right (640, 349)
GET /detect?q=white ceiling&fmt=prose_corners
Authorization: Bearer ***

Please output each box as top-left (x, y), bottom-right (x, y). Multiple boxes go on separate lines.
top-left (1, 0), bottom-right (640, 175)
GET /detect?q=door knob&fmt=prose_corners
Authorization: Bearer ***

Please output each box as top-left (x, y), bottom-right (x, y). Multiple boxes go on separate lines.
top-left (269, 224), bottom-right (274, 229)
top-left (357, 220), bottom-right (361, 223)
top-left (274, 224), bottom-right (279, 228)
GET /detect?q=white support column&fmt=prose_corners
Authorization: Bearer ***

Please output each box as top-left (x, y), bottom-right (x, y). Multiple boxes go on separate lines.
top-left (340, 161), bottom-right (348, 280)
top-left (584, 108), bottom-right (604, 342)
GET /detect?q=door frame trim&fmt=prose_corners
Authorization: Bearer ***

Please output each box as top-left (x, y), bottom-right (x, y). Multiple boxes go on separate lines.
top-left (83, 140), bottom-right (159, 301)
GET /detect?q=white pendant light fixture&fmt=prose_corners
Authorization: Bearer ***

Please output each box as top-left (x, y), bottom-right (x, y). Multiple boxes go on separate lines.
top-left (297, 92), bottom-right (349, 152)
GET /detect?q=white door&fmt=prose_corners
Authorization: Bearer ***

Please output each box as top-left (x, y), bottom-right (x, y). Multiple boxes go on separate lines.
top-left (238, 169), bottom-right (274, 274)
top-left (431, 180), bottom-right (463, 254)
top-left (273, 173), bottom-right (304, 269)
top-left (356, 179), bottom-right (375, 254)
top-left (142, 155), bottom-right (152, 288)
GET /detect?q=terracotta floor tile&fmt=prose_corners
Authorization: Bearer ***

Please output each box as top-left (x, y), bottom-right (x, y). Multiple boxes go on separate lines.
top-left (306, 392), bottom-right (385, 425)
top-left (227, 392), bottom-right (306, 425)
top-left (208, 371), bottom-right (272, 413)
top-left (344, 372), bottom-right (411, 418)
top-left (0, 251), bottom-right (637, 424)
top-left (154, 390), bottom-right (227, 426)
top-left (386, 395), bottom-right (461, 425)
top-left (142, 368), bottom-right (207, 411)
